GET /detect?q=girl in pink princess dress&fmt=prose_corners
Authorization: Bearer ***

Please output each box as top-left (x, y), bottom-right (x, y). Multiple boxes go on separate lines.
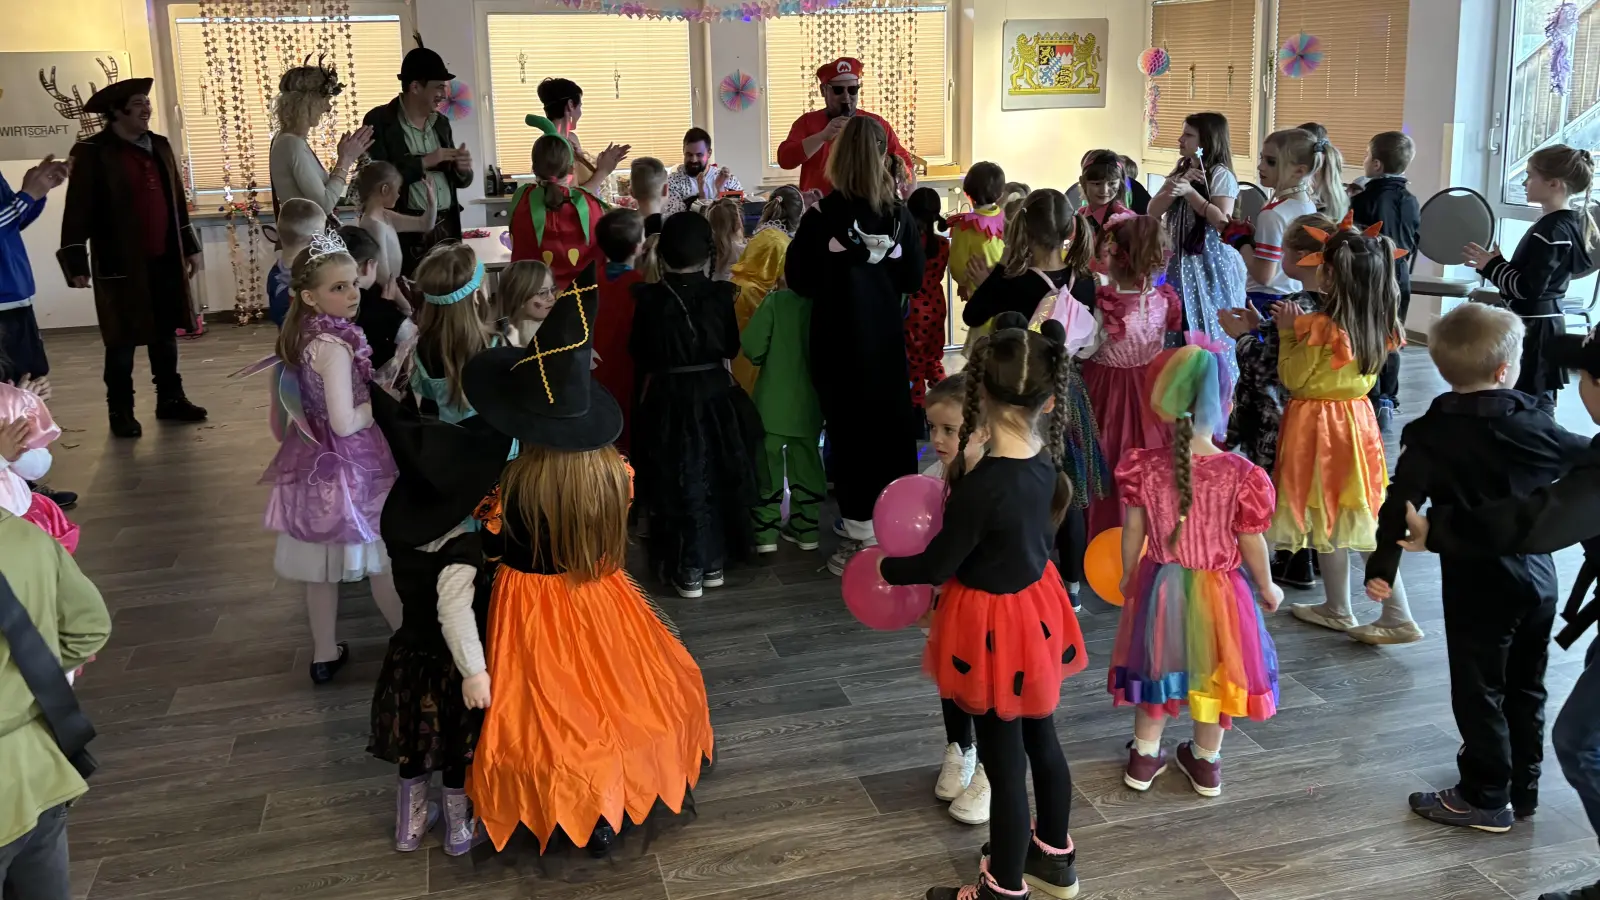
top-left (262, 230), bottom-right (402, 686)
top-left (1083, 213), bottom-right (1182, 538)
top-left (0, 380), bottom-right (77, 553)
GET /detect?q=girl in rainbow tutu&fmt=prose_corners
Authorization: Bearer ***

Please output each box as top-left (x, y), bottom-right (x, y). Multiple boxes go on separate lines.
top-left (1109, 337), bottom-right (1283, 798)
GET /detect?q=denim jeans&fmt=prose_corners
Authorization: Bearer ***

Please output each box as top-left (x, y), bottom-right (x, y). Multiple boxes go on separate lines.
top-left (0, 802), bottom-right (70, 900)
top-left (1554, 637), bottom-right (1600, 845)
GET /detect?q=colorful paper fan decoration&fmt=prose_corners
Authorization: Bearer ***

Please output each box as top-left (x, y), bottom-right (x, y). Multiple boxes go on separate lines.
top-left (437, 79), bottom-right (473, 120)
top-left (719, 70), bottom-right (760, 111)
top-left (1138, 47), bottom-right (1171, 78)
top-left (1546, 1), bottom-right (1579, 95)
top-left (1278, 33), bottom-right (1323, 79)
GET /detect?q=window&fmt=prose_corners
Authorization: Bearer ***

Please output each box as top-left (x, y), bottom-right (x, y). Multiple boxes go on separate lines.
top-left (485, 14), bottom-right (693, 178)
top-left (1499, 0), bottom-right (1600, 206)
top-left (1147, 0), bottom-right (1407, 169)
top-left (1149, 0), bottom-right (1258, 157)
top-left (170, 11), bottom-right (404, 193)
top-left (764, 2), bottom-right (949, 169)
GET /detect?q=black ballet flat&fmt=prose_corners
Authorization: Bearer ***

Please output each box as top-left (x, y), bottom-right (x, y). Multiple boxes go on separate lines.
top-left (309, 642), bottom-right (349, 685)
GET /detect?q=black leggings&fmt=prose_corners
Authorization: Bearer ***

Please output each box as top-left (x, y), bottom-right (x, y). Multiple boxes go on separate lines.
top-left (399, 760), bottom-right (467, 789)
top-left (1055, 506), bottom-right (1087, 586)
top-left (942, 699), bottom-right (974, 749)
top-left (976, 712), bottom-right (1073, 892)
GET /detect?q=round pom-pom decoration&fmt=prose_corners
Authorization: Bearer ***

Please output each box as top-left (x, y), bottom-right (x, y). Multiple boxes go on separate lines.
top-left (1138, 47), bottom-right (1171, 78)
top-left (1278, 33), bottom-right (1323, 78)
top-left (719, 69), bottom-right (760, 111)
top-left (436, 80), bottom-right (473, 120)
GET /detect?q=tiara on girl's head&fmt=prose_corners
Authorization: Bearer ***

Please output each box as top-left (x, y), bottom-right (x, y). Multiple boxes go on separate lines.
top-left (425, 262), bottom-right (485, 305)
top-left (307, 230), bottom-right (348, 259)
top-left (1297, 210), bottom-right (1410, 266)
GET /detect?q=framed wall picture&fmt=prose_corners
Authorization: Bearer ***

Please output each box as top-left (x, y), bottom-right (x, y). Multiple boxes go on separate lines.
top-left (0, 51), bottom-right (132, 158)
top-left (1001, 19), bottom-right (1107, 111)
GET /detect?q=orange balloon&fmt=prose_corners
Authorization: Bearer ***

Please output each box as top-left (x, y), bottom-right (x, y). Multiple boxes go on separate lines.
top-left (1084, 527), bottom-right (1146, 607)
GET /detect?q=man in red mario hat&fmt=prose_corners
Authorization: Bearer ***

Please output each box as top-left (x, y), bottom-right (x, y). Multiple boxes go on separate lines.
top-left (776, 57), bottom-right (912, 195)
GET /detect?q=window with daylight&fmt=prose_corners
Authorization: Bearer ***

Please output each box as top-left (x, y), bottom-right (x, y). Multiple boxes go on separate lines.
top-left (764, 2), bottom-right (950, 168)
top-left (1149, 0), bottom-right (1258, 156)
top-left (170, 11), bottom-right (404, 193)
top-left (1500, 0), bottom-right (1600, 206)
top-left (485, 13), bottom-right (694, 178)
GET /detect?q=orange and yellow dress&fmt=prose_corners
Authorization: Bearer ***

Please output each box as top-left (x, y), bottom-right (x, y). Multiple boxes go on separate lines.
top-left (728, 225), bottom-right (791, 393)
top-left (1266, 312), bottom-right (1389, 553)
top-left (467, 492), bottom-right (714, 851)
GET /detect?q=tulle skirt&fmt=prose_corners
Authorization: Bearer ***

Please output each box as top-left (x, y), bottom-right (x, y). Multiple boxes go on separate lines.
top-left (1266, 396), bottom-right (1387, 553)
top-left (1082, 360), bottom-right (1168, 537)
top-left (923, 562), bottom-right (1089, 720)
top-left (1108, 560), bottom-right (1280, 727)
top-left (467, 566), bottom-right (715, 852)
top-left (1167, 227), bottom-right (1247, 384)
top-left (368, 638), bottom-right (482, 773)
top-left (273, 534), bottom-right (389, 583)
top-left (261, 429), bottom-right (396, 546)
top-left (23, 491), bottom-right (78, 555)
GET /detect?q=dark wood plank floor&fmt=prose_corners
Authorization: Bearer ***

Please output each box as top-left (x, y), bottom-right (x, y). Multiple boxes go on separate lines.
top-left (37, 325), bottom-right (1599, 900)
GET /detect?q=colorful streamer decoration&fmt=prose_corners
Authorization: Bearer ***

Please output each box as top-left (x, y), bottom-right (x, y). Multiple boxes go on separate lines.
top-left (719, 70), bottom-right (760, 111)
top-left (437, 79), bottom-right (473, 120)
top-left (1277, 33), bottom-right (1323, 79)
top-left (556, 0), bottom-right (848, 20)
top-left (1546, 1), bottom-right (1579, 95)
top-left (1138, 48), bottom-right (1169, 143)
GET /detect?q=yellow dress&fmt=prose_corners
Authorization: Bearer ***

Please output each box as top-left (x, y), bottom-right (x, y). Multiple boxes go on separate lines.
top-left (1265, 313), bottom-right (1388, 553)
top-left (729, 226), bottom-right (792, 393)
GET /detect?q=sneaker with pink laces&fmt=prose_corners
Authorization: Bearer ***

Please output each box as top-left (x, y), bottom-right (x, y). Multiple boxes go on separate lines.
top-left (925, 862), bottom-right (1031, 899)
top-left (1123, 741), bottom-right (1167, 791)
top-left (1175, 741), bottom-right (1222, 797)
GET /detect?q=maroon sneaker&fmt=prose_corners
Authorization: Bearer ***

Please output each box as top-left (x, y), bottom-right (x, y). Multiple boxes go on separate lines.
top-left (1122, 741), bottom-right (1167, 791)
top-left (1175, 741), bottom-right (1221, 797)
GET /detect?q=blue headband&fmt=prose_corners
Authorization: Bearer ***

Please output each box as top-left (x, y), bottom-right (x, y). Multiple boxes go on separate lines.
top-left (424, 262), bottom-right (484, 305)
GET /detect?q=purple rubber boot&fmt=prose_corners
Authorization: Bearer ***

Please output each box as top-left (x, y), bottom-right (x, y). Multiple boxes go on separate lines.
top-left (442, 787), bottom-right (486, 856)
top-left (394, 774), bottom-right (439, 852)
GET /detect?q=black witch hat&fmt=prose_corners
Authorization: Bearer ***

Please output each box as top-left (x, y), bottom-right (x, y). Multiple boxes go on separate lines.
top-left (371, 387), bottom-right (513, 548)
top-left (462, 262), bottom-right (622, 451)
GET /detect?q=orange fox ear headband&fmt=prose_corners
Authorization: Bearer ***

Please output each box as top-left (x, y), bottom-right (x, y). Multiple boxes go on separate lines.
top-left (1297, 211), bottom-right (1410, 267)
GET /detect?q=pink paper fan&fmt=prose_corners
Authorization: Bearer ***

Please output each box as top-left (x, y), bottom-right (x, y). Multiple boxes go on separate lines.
top-left (1278, 33), bottom-right (1323, 79)
top-left (719, 70), bottom-right (759, 111)
top-left (437, 79), bottom-right (473, 120)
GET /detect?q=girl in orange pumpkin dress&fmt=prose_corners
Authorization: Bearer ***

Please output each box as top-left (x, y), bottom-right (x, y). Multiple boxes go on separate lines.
top-left (460, 265), bottom-right (714, 856)
top-left (1267, 222), bottom-right (1420, 644)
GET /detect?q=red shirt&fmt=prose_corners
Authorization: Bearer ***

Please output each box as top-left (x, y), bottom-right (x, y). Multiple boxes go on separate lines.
top-left (775, 108), bottom-right (912, 195)
top-left (118, 141), bottom-right (170, 258)
top-left (593, 265), bottom-right (643, 453)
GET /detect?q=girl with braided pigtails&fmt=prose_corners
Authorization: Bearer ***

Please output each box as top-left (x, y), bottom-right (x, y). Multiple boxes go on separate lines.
top-left (1110, 338), bottom-right (1283, 800)
top-left (879, 312), bottom-right (1089, 900)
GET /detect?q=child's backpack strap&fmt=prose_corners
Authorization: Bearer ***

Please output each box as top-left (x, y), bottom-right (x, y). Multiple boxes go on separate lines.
top-left (1028, 269), bottom-right (1097, 357)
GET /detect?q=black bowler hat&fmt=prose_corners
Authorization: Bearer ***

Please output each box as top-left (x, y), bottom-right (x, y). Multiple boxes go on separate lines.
top-left (84, 78), bottom-right (154, 116)
top-left (371, 387), bottom-right (512, 548)
top-left (399, 46), bottom-right (454, 86)
top-left (462, 263), bottom-right (622, 451)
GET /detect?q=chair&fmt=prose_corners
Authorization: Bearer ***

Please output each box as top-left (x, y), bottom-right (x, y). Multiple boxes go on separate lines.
top-left (1235, 182), bottom-right (1268, 225)
top-left (1409, 187), bottom-right (1496, 300)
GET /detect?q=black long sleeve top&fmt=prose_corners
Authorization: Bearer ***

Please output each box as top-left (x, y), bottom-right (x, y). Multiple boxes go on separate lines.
top-left (963, 266), bottom-right (1096, 329)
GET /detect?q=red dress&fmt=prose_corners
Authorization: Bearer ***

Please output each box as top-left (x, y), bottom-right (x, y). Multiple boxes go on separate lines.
top-left (905, 234), bottom-right (949, 407)
top-left (508, 184), bottom-right (605, 291)
top-left (593, 265), bottom-right (643, 453)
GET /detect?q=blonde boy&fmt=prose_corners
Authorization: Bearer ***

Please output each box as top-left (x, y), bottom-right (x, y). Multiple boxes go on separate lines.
top-left (269, 198), bottom-right (327, 327)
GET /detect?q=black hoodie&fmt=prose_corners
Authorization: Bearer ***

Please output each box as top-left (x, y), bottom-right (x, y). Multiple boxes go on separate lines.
top-left (1477, 209), bottom-right (1596, 397)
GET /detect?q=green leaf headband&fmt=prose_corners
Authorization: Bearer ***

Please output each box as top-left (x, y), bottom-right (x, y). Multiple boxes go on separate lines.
top-left (525, 114), bottom-right (570, 153)
top-left (424, 262), bottom-right (484, 305)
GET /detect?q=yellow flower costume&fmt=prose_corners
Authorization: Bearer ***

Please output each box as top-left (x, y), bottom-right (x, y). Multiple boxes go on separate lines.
top-left (729, 226), bottom-right (792, 393)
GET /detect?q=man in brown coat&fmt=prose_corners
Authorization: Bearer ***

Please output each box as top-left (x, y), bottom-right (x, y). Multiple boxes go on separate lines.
top-left (57, 77), bottom-right (207, 438)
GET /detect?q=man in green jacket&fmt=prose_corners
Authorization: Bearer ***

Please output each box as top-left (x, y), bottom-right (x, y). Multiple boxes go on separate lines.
top-left (0, 511), bottom-right (110, 899)
top-left (742, 287), bottom-right (825, 553)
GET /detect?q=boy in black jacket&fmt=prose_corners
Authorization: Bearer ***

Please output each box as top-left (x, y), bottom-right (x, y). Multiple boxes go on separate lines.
top-left (1394, 328), bottom-right (1600, 900)
top-left (1366, 304), bottom-right (1589, 833)
top-left (1351, 131), bottom-right (1421, 429)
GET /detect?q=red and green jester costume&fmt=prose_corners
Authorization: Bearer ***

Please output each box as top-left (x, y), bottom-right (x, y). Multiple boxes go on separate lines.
top-left (509, 115), bottom-right (606, 290)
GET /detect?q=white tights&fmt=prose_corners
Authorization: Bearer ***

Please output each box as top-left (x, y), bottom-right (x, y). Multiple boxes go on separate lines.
top-left (1314, 548), bottom-right (1414, 626)
top-left (304, 574), bottom-right (404, 663)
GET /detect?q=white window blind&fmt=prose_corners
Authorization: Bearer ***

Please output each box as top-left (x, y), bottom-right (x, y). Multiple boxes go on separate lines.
top-left (1271, 0), bottom-right (1409, 164)
top-left (764, 3), bottom-right (949, 167)
top-left (171, 14), bottom-right (403, 193)
top-left (486, 14), bottom-right (693, 178)
top-left (1149, 0), bottom-right (1258, 156)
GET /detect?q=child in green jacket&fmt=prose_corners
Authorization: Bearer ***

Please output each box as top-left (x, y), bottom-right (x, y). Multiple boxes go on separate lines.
top-left (743, 288), bottom-right (825, 551)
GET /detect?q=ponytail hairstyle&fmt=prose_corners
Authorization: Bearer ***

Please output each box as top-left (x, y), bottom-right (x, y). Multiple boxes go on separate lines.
top-left (1146, 337), bottom-right (1234, 549)
top-left (532, 133), bottom-right (575, 210)
top-left (705, 197), bottom-right (746, 276)
top-left (955, 311), bottom-right (1074, 527)
top-left (1265, 128), bottom-right (1348, 221)
top-left (638, 233), bottom-right (663, 284)
top-left (413, 242), bottom-right (494, 408)
top-left (907, 186), bottom-right (946, 257)
top-left (998, 189), bottom-right (1090, 278)
top-left (1528, 144), bottom-right (1600, 252)
top-left (1318, 228), bottom-right (1402, 375)
top-left (1102, 214), bottom-right (1170, 287)
top-left (756, 184), bottom-right (805, 236)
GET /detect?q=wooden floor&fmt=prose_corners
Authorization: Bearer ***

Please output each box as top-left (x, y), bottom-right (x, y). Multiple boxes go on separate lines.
top-left (37, 325), bottom-right (1600, 900)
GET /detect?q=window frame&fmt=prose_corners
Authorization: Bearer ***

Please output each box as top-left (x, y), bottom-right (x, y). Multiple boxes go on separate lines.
top-left (474, 3), bottom-right (711, 182)
top-left (156, 0), bottom-right (414, 198)
top-left (756, 1), bottom-right (956, 183)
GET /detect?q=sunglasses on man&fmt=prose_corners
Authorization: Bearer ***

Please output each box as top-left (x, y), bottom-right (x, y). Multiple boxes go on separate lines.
top-left (828, 84), bottom-right (861, 97)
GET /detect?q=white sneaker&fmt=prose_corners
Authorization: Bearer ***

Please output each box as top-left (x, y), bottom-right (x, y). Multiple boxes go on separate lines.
top-left (755, 543), bottom-right (779, 554)
top-left (826, 538), bottom-right (867, 576)
top-left (934, 742), bottom-right (977, 801)
top-left (948, 764), bottom-right (991, 825)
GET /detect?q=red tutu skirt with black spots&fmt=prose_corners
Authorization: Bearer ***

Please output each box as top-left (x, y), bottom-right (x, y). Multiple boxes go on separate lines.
top-left (923, 562), bottom-right (1088, 719)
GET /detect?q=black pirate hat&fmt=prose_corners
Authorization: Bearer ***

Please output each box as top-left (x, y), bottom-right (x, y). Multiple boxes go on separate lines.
top-left (462, 263), bottom-right (622, 451)
top-left (84, 78), bottom-right (154, 116)
top-left (371, 387), bottom-right (513, 548)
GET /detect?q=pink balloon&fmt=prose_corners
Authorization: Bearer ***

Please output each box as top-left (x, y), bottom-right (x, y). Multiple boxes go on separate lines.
top-left (842, 546), bottom-right (933, 631)
top-left (873, 474), bottom-right (946, 557)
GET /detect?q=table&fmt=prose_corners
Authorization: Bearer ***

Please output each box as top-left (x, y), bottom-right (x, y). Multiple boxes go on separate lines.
top-left (463, 225), bottom-right (512, 272)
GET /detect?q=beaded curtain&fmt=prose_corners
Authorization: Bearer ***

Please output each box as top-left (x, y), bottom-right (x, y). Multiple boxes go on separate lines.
top-left (799, 0), bottom-right (919, 161)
